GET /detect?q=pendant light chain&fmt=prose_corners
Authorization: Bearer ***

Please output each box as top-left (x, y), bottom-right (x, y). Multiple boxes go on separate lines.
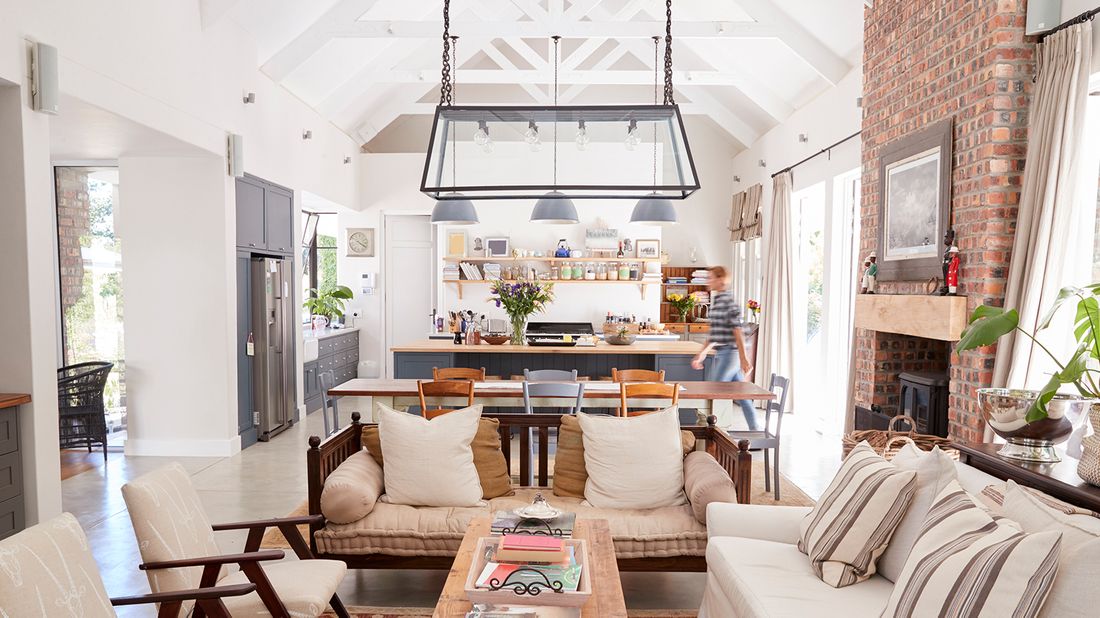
top-left (439, 0), bottom-right (453, 105)
top-left (663, 0), bottom-right (675, 105)
top-left (450, 35), bottom-right (458, 187)
top-left (552, 35), bottom-right (560, 188)
top-left (652, 36), bottom-right (659, 187)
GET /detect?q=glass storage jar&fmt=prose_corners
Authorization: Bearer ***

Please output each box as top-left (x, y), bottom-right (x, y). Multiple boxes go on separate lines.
top-left (608, 263), bottom-right (619, 280)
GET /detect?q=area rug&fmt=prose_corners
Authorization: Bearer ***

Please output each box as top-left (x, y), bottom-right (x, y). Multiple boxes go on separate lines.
top-left (262, 469), bottom-right (813, 550)
top-left (324, 608), bottom-right (696, 617)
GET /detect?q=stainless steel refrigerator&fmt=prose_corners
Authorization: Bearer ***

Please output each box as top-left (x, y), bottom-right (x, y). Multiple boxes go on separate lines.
top-left (251, 257), bottom-right (295, 441)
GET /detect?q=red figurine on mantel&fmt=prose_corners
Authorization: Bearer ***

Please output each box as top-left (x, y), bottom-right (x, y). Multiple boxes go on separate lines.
top-left (946, 246), bottom-right (960, 295)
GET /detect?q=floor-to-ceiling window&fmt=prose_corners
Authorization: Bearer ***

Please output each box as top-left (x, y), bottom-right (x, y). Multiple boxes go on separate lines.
top-left (301, 211), bottom-right (338, 324)
top-left (54, 166), bottom-right (127, 447)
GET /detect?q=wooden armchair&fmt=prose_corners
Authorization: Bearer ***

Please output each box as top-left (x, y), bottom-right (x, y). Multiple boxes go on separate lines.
top-left (0, 512), bottom-right (258, 618)
top-left (432, 366), bottom-right (486, 381)
top-left (619, 382), bottom-right (680, 417)
top-left (121, 464), bottom-right (350, 618)
top-left (611, 368), bottom-right (666, 382)
top-left (417, 379), bottom-right (475, 419)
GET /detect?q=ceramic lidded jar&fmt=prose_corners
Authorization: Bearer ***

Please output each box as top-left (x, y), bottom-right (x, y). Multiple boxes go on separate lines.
top-left (1077, 402), bottom-right (1100, 486)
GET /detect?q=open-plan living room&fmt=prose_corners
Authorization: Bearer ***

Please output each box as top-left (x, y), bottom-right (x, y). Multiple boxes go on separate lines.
top-left (3, 1), bottom-right (1100, 617)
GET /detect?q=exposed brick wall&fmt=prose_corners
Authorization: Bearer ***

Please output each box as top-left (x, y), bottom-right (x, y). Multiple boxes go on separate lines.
top-left (856, 0), bottom-right (1034, 442)
top-left (55, 167), bottom-right (90, 312)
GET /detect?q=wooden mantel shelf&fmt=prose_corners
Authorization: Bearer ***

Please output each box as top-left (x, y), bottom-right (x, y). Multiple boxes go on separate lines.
top-left (854, 294), bottom-right (968, 341)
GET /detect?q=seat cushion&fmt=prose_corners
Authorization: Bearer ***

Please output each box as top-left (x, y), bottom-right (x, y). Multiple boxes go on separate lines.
top-left (219, 559), bottom-right (346, 617)
top-left (705, 536), bottom-right (892, 617)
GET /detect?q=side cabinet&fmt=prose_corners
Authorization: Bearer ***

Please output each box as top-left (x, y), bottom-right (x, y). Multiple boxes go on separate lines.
top-left (0, 405), bottom-right (25, 540)
top-left (305, 331), bottom-right (360, 413)
top-left (303, 360), bottom-right (321, 413)
top-left (394, 352), bottom-right (455, 379)
top-left (235, 175), bottom-right (294, 256)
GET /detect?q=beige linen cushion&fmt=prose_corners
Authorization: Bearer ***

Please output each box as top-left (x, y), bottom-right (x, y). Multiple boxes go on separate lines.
top-left (321, 449), bottom-right (386, 524)
top-left (377, 402), bottom-right (484, 506)
top-left (999, 480), bottom-right (1100, 618)
top-left (553, 414), bottom-right (697, 499)
top-left (798, 441), bottom-right (917, 588)
top-left (683, 450), bottom-right (738, 524)
top-left (0, 513), bottom-right (115, 618)
top-left (362, 416), bottom-right (513, 499)
top-left (883, 481), bottom-right (1062, 618)
top-left (578, 406), bottom-right (687, 509)
top-left (877, 444), bottom-right (958, 582)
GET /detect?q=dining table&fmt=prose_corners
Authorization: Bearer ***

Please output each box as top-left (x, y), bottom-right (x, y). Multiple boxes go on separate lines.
top-left (327, 378), bottom-right (775, 427)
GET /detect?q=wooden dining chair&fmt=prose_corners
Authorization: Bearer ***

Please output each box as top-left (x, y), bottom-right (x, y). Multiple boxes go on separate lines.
top-left (611, 368), bottom-right (666, 383)
top-left (619, 382), bottom-right (680, 417)
top-left (417, 379), bottom-right (476, 419)
top-left (432, 366), bottom-right (486, 381)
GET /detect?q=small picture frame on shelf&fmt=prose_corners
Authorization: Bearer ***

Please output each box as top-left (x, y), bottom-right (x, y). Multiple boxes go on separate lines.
top-left (486, 237), bottom-right (510, 258)
top-left (446, 231), bottom-right (467, 258)
top-left (636, 239), bottom-right (660, 259)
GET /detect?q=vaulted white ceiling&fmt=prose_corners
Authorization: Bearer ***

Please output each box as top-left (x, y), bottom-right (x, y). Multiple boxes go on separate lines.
top-left (216, 0), bottom-right (864, 151)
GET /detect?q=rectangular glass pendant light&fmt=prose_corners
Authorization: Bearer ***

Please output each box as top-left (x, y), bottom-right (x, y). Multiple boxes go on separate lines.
top-left (421, 104), bottom-right (700, 201)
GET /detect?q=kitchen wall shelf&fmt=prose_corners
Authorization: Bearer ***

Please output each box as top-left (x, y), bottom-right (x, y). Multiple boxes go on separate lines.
top-left (444, 256), bottom-right (662, 263)
top-left (444, 278), bottom-right (657, 300)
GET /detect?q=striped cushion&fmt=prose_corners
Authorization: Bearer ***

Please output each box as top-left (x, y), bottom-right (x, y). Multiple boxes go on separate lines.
top-left (798, 442), bottom-right (918, 587)
top-left (883, 481), bottom-right (1062, 618)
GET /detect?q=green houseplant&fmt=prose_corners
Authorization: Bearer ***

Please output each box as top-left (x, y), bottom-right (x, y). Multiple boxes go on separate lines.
top-left (303, 285), bottom-right (354, 323)
top-left (489, 280), bottom-right (554, 345)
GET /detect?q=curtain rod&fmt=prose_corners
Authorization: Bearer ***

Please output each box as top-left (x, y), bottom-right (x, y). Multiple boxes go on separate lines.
top-left (770, 131), bottom-right (861, 178)
top-left (1038, 6), bottom-right (1098, 42)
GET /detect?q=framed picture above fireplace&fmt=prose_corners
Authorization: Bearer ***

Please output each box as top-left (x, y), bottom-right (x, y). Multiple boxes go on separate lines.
top-left (876, 118), bottom-right (953, 281)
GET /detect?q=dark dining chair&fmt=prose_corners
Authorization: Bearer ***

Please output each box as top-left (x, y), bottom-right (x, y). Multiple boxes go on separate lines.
top-left (728, 373), bottom-right (790, 500)
top-left (57, 361), bottom-right (114, 460)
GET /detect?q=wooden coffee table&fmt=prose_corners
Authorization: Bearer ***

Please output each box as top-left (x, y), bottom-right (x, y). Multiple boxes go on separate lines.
top-left (433, 517), bottom-right (628, 618)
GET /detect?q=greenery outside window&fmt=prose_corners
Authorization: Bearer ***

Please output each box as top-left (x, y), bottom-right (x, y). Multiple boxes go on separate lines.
top-left (302, 211), bottom-right (338, 323)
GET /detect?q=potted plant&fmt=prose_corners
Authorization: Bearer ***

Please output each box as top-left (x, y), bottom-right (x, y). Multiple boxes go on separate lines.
top-left (489, 280), bottom-right (554, 345)
top-left (956, 285), bottom-right (1095, 463)
top-left (666, 293), bottom-right (696, 323)
top-left (303, 285), bottom-right (354, 327)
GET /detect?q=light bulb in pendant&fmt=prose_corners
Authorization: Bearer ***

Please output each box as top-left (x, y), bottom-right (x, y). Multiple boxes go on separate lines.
top-left (625, 119), bottom-right (641, 151)
top-left (473, 120), bottom-right (490, 148)
top-left (575, 120), bottom-right (590, 151)
top-left (524, 121), bottom-right (542, 152)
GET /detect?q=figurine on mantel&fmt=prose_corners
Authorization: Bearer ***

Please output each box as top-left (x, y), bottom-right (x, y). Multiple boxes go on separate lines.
top-left (938, 229), bottom-right (959, 296)
top-left (861, 253), bottom-right (878, 294)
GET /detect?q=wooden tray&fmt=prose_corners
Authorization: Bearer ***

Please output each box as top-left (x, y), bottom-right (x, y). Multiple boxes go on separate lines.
top-left (463, 537), bottom-right (592, 608)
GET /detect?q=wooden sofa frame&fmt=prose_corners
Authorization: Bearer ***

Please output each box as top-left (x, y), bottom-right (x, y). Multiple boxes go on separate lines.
top-left (306, 412), bottom-right (751, 573)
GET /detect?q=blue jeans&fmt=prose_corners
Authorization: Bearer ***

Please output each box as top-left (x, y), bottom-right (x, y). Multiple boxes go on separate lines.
top-left (709, 347), bottom-right (759, 430)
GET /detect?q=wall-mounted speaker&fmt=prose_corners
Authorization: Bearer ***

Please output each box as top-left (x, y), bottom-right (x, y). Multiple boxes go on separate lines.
top-left (31, 42), bottom-right (59, 115)
top-left (227, 133), bottom-right (244, 177)
top-left (1026, 0), bottom-right (1062, 35)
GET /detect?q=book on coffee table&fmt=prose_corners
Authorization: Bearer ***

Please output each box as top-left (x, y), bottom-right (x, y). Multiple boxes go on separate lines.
top-left (475, 545), bottom-right (582, 592)
top-left (491, 510), bottom-right (576, 537)
top-left (495, 534), bottom-right (566, 564)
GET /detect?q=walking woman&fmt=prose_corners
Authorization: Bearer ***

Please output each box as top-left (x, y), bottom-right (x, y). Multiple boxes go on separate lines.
top-left (690, 266), bottom-right (759, 430)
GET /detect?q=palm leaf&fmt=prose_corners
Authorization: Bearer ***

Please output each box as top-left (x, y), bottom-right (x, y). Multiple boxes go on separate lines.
top-left (956, 307), bottom-right (1018, 352)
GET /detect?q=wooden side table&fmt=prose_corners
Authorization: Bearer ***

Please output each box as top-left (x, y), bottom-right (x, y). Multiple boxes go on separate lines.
top-left (433, 517), bottom-right (628, 618)
top-left (953, 441), bottom-right (1100, 512)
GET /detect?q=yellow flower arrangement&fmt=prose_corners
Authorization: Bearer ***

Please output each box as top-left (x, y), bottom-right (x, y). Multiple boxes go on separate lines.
top-left (666, 292), bottom-right (696, 322)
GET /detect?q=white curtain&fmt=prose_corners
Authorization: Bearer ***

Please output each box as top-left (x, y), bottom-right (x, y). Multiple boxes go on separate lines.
top-left (758, 172), bottom-right (797, 409)
top-left (994, 21), bottom-right (1095, 391)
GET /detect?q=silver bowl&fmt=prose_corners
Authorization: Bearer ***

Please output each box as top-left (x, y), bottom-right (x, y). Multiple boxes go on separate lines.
top-left (977, 388), bottom-right (1092, 463)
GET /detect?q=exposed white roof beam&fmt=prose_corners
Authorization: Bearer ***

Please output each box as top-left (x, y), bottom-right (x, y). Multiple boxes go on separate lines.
top-left (367, 69), bottom-right (781, 87)
top-left (563, 0), bottom-right (603, 20)
top-left (328, 20), bottom-right (777, 39)
top-left (676, 85), bottom-right (760, 149)
top-left (508, 0), bottom-right (547, 21)
top-left (559, 44), bottom-right (632, 102)
top-left (261, 0), bottom-right (392, 81)
top-left (199, 0), bottom-right (241, 30)
top-left (734, 0), bottom-right (849, 84)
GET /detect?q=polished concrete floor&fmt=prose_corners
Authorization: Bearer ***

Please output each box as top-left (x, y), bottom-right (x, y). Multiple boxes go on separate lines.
top-left (64, 402), bottom-right (840, 616)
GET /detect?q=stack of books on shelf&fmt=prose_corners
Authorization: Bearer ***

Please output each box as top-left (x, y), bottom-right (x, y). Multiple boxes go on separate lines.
top-left (690, 269), bottom-right (710, 284)
top-left (474, 535), bottom-right (583, 593)
top-left (666, 275), bottom-right (688, 285)
top-left (443, 264), bottom-right (461, 281)
top-left (483, 263), bottom-right (502, 280)
top-left (491, 511), bottom-right (576, 537)
top-left (641, 272), bottom-right (663, 283)
top-left (459, 262), bottom-right (484, 281)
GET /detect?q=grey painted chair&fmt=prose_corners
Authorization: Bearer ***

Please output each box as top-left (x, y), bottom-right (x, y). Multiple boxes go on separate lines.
top-left (522, 381), bottom-right (585, 415)
top-left (728, 373), bottom-right (790, 500)
top-left (523, 368), bottom-right (578, 381)
top-left (318, 370), bottom-right (341, 437)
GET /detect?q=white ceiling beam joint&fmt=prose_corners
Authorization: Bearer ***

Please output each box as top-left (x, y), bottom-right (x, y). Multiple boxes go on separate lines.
top-left (732, 0), bottom-right (849, 84)
top-left (261, 0), bottom-right (389, 81)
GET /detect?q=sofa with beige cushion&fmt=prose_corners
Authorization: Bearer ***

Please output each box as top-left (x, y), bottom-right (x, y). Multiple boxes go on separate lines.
top-left (306, 410), bottom-right (752, 571)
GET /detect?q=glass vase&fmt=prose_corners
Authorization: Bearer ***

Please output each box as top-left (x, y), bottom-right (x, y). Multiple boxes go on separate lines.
top-left (509, 314), bottom-right (528, 345)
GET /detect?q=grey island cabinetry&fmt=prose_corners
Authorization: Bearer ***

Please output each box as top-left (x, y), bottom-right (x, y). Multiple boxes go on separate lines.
top-left (304, 329), bottom-right (359, 413)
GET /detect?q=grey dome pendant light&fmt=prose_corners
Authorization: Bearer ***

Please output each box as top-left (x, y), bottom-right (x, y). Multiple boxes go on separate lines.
top-left (530, 36), bottom-right (579, 224)
top-left (631, 35), bottom-right (677, 226)
top-left (430, 29), bottom-right (478, 225)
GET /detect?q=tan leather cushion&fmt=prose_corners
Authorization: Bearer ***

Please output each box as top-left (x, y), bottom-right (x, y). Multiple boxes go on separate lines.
top-left (321, 450), bottom-right (385, 524)
top-left (314, 488), bottom-right (706, 559)
top-left (553, 415), bottom-right (696, 498)
top-left (363, 418), bottom-right (513, 499)
top-left (683, 451), bottom-right (738, 524)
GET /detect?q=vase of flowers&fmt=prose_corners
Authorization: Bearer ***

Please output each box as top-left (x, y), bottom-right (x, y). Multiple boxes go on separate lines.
top-left (667, 293), bottom-right (696, 323)
top-left (747, 299), bottom-right (761, 323)
top-left (490, 280), bottom-right (555, 345)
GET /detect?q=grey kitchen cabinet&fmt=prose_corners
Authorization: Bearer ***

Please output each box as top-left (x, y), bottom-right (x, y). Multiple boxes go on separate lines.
top-left (235, 250), bottom-right (257, 448)
top-left (303, 360), bottom-right (320, 413)
top-left (0, 403), bottom-right (25, 540)
top-left (235, 175), bottom-right (294, 256)
top-left (305, 330), bottom-right (359, 413)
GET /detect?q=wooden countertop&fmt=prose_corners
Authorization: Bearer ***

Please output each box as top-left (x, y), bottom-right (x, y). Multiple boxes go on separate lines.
top-left (330, 378), bottom-right (774, 401)
top-left (392, 339), bottom-right (707, 355)
top-left (0, 393), bottom-right (31, 410)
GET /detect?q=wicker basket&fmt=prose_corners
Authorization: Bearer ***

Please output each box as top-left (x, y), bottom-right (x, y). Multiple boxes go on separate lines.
top-left (842, 415), bottom-right (958, 461)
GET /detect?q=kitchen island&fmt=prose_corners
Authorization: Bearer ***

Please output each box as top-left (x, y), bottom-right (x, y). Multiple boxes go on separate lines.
top-left (392, 339), bottom-right (712, 381)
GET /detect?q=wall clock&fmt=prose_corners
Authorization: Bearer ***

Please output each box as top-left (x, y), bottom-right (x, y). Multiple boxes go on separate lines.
top-left (346, 228), bottom-right (375, 257)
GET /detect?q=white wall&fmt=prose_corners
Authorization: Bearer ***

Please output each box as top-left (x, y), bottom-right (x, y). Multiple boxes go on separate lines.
top-left (118, 156), bottom-right (239, 456)
top-left (0, 81), bottom-right (63, 525)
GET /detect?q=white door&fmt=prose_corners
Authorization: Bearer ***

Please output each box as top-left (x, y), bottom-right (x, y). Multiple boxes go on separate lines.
top-left (384, 214), bottom-right (434, 377)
